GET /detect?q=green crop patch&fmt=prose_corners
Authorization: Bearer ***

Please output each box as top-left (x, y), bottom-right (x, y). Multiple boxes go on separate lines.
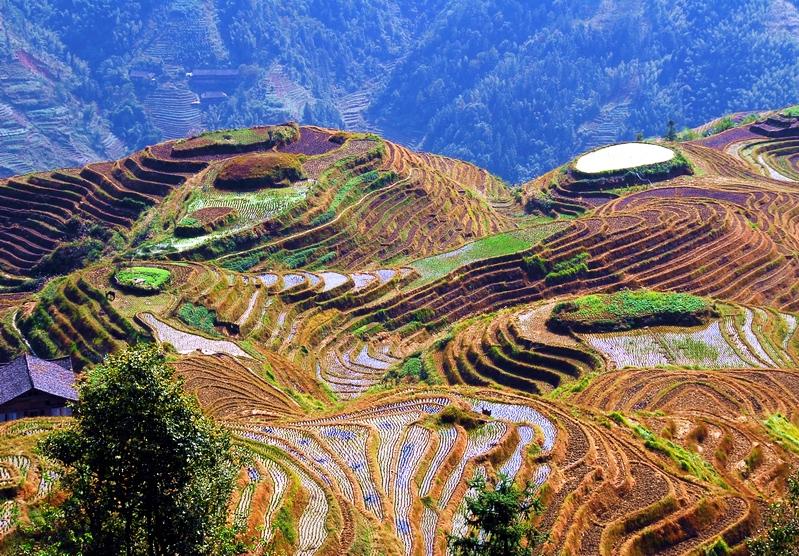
top-left (177, 302), bottom-right (217, 335)
top-left (408, 221), bottom-right (565, 288)
top-left (610, 412), bottom-right (725, 487)
top-left (763, 414), bottom-right (799, 454)
top-left (549, 290), bottom-right (715, 332)
top-left (114, 266), bottom-right (171, 293)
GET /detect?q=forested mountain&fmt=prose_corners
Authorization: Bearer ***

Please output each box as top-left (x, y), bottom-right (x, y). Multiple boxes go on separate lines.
top-left (1, 0), bottom-right (798, 180)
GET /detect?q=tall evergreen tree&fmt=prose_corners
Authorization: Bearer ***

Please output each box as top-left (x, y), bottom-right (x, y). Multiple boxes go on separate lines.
top-left (448, 473), bottom-right (547, 556)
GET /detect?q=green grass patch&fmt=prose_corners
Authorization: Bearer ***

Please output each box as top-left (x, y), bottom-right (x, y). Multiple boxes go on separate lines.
top-left (782, 105), bottom-right (799, 118)
top-left (114, 266), bottom-right (171, 293)
top-left (672, 336), bottom-right (719, 362)
top-left (549, 289), bottom-right (714, 332)
top-left (177, 302), bottom-right (217, 335)
top-left (548, 372), bottom-right (598, 400)
top-left (610, 412), bottom-right (725, 487)
top-left (408, 222), bottom-right (565, 288)
top-left (763, 413), bottom-right (799, 454)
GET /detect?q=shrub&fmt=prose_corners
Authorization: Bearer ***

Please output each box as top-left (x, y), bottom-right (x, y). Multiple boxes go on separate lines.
top-left (411, 308), bottom-right (435, 323)
top-left (34, 239), bottom-right (104, 276)
top-left (436, 406), bottom-right (485, 431)
top-left (522, 254), bottom-right (549, 278)
top-left (525, 189), bottom-right (554, 214)
top-left (310, 209), bottom-right (335, 226)
top-left (221, 253), bottom-right (263, 272)
top-left (544, 252), bottom-right (589, 285)
top-left (382, 356), bottom-right (430, 384)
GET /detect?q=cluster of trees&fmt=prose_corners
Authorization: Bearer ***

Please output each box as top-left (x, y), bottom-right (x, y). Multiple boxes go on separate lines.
top-left (372, 0), bottom-right (799, 181)
top-left (4, 0), bottom-right (799, 181)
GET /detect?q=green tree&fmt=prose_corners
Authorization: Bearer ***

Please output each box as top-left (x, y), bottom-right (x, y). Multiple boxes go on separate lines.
top-left (666, 119), bottom-right (677, 141)
top-left (747, 470), bottom-right (799, 555)
top-left (26, 345), bottom-right (242, 556)
top-left (448, 473), bottom-right (547, 556)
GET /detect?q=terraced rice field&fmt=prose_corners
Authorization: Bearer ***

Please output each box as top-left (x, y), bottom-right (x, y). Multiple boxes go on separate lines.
top-left (574, 142), bottom-right (676, 174)
top-left (584, 307), bottom-right (798, 369)
top-left (233, 391), bottom-right (555, 555)
top-left (3, 116), bottom-right (799, 554)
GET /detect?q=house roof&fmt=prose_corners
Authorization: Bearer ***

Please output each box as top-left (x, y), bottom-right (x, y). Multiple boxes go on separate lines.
top-left (0, 354), bottom-right (77, 405)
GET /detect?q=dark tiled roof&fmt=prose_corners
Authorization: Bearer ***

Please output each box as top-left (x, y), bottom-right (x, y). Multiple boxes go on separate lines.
top-left (0, 355), bottom-right (77, 405)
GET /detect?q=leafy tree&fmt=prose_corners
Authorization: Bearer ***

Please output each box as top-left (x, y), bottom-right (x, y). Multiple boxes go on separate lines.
top-left (748, 470), bottom-right (799, 555)
top-left (666, 120), bottom-right (677, 141)
top-left (22, 345), bottom-right (243, 556)
top-left (448, 473), bottom-right (547, 556)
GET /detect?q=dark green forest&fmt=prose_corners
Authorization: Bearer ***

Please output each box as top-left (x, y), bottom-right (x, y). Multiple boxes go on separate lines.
top-left (1, 0), bottom-right (797, 181)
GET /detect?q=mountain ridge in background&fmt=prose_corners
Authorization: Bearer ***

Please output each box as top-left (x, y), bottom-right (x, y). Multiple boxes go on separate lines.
top-left (1, 0), bottom-right (798, 181)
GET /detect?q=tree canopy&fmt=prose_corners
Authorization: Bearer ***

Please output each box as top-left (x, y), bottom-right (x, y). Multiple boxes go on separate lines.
top-left (21, 345), bottom-right (241, 556)
top-left (448, 473), bottom-right (546, 556)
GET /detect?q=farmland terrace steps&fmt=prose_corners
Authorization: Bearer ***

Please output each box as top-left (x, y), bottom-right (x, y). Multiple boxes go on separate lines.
top-left (441, 311), bottom-right (600, 395)
top-left (235, 143), bottom-right (515, 272)
top-left (0, 148), bottom-right (198, 274)
top-left (581, 305), bottom-right (799, 371)
top-left (353, 188), bottom-right (799, 335)
top-left (573, 369), bottom-right (799, 499)
top-left (233, 391), bottom-right (556, 556)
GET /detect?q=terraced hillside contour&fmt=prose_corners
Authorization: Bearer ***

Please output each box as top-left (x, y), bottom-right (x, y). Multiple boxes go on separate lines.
top-left (3, 112), bottom-right (799, 554)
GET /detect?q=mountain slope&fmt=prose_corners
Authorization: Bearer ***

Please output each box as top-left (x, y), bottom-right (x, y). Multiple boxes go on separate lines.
top-left (2, 0), bottom-right (799, 182)
top-left (2, 111), bottom-right (799, 553)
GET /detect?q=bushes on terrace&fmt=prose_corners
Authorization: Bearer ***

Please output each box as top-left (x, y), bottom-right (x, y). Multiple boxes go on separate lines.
top-left (435, 406), bottom-right (486, 431)
top-left (177, 302), bottom-right (217, 335)
top-left (525, 190), bottom-right (554, 214)
top-left (782, 105), bottom-right (799, 118)
top-left (33, 238), bottom-right (104, 276)
top-left (747, 469), bottom-right (799, 555)
top-left (383, 356), bottom-right (432, 385)
top-left (549, 290), bottom-right (715, 332)
top-left (221, 252), bottom-right (263, 272)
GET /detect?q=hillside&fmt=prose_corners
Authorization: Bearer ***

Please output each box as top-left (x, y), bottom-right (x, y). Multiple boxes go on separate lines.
top-left (3, 111), bottom-right (799, 553)
top-left (2, 0), bottom-right (799, 182)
